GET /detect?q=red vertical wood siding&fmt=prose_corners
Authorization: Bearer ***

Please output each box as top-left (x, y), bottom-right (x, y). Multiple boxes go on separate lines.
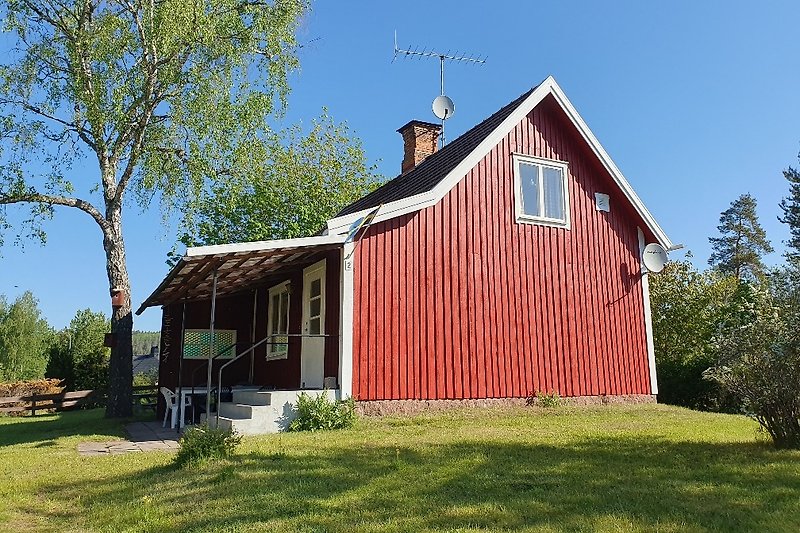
top-left (352, 95), bottom-right (653, 400)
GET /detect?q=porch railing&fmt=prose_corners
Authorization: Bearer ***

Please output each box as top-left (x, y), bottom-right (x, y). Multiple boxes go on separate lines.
top-left (215, 333), bottom-right (338, 427)
top-left (185, 341), bottom-right (242, 423)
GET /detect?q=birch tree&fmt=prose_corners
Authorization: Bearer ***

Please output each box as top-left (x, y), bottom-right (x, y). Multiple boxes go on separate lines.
top-left (0, 0), bottom-right (307, 416)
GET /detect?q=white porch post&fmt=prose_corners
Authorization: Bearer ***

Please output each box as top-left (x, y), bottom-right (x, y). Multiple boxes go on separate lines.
top-left (339, 243), bottom-right (355, 398)
top-left (638, 227), bottom-right (658, 395)
top-left (206, 269), bottom-right (218, 418)
top-left (250, 289), bottom-right (258, 384)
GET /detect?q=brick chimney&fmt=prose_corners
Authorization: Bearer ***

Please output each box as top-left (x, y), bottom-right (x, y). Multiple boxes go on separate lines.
top-left (397, 120), bottom-right (441, 174)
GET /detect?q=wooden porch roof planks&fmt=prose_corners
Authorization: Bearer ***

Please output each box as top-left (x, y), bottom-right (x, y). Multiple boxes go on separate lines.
top-left (136, 235), bottom-right (346, 314)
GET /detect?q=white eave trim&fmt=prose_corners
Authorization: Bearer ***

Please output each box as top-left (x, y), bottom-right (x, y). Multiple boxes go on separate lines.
top-left (185, 234), bottom-right (347, 258)
top-left (326, 76), bottom-right (673, 249)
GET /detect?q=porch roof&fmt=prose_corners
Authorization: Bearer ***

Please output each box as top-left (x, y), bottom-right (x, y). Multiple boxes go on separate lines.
top-left (135, 235), bottom-right (346, 314)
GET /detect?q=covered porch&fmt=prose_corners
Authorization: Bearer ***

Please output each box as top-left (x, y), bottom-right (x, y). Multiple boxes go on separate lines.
top-left (136, 235), bottom-right (352, 432)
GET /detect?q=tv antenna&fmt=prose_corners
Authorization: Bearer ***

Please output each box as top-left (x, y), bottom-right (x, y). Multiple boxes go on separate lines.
top-left (393, 31), bottom-right (486, 147)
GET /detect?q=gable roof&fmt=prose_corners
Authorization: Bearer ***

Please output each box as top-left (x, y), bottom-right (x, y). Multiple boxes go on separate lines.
top-left (328, 76), bottom-right (673, 249)
top-left (337, 87), bottom-right (535, 217)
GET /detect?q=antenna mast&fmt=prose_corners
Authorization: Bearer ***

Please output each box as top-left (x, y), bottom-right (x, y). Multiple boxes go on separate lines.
top-left (393, 31), bottom-right (486, 147)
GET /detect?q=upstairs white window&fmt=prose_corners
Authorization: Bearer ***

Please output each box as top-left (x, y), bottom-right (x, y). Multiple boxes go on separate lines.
top-left (267, 281), bottom-right (290, 360)
top-left (513, 155), bottom-right (570, 227)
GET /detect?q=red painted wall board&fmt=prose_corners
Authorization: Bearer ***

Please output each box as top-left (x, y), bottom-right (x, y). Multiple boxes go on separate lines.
top-left (352, 95), bottom-right (652, 400)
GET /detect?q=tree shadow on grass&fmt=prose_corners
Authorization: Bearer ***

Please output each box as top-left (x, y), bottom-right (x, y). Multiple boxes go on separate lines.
top-left (35, 435), bottom-right (800, 532)
top-left (0, 409), bottom-right (127, 447)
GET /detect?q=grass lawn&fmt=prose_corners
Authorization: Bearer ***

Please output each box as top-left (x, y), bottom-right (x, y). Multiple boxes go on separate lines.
top-left (1, 404), bottom-right (798, 532)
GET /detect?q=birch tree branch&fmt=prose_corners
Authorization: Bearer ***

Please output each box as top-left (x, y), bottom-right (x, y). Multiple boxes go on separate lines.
top-left (0, 192), bottom-right (109, 234)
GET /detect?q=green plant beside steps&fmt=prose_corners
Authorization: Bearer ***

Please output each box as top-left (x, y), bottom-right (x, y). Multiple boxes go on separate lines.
top-left (288, 392), bottom-right (357, 432)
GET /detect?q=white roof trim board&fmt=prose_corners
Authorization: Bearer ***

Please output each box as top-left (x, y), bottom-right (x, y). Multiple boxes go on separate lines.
top-left (326, 76), bottom-right (673, 249)
top-left (185, 234), bottom-right (347, 258)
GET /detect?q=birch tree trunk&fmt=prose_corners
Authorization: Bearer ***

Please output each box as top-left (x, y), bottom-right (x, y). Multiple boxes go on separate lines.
top-left (103, 203), bottom-right (133, 417)
top-left (0, 0), bottom-right (308, 418)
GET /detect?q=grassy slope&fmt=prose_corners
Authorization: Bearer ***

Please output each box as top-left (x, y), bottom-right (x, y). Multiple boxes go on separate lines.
top-left (1, 405), bottom-right (798, 532)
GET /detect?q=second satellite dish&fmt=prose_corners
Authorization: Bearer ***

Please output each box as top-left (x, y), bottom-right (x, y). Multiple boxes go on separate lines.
top-left (642, 243), bottom-right (668, 273)
top-left (432, 95), bottom-right (455, 120)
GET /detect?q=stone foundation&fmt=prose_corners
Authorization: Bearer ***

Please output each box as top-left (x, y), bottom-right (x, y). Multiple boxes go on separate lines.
top-left (355, 394), bottom-right (656, 417)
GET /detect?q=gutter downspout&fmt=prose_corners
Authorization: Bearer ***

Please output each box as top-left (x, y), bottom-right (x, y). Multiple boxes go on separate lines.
top-left (638, 227), bottom-right (659, 395)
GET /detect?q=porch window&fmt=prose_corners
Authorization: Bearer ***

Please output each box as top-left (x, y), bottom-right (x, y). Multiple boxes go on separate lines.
top-left (513, 154), bottom-right (570, 227)
top-left (267, 281), bottom-right (290, 360)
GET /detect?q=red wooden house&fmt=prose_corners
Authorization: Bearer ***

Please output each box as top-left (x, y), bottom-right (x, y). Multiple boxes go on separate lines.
top-left (138, 76), bottom-right (673, 433)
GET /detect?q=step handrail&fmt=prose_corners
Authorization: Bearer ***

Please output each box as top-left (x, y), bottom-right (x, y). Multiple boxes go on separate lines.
top-left (187, 341), bottom-right (241, 422)
top-left (215, 333), bottom-right (338, 427)
top-left (216, 335), bottom-right (275, 427)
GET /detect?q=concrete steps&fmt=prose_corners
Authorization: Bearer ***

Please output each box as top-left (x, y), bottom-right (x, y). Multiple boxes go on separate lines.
top-left (202, 388), bottom-right (339, 435)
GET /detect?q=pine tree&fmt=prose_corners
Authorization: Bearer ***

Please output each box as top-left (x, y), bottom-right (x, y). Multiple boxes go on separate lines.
top-left (708, 194), bottom-right (773, 281)
top-left (778, 161), bottom-right (800, 259)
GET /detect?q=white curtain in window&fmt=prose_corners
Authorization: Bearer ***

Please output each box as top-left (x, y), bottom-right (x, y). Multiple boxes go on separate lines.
top-left (542, 167), bottom-right (565, 220)
top-left (520, 162), bottom-right (541, 217)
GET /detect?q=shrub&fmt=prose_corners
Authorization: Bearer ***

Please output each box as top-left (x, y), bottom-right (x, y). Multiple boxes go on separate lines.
top-left (174, 424), bottom-right (241, 467)
top-left (534, 390), bottom-right (563, 408)
top-left (707, 274), bottom-right (800, 449)
top-left (133, 369), bottom-right (158, 387)
top-left (288, 392), bottom-right (356, 432)
top-left (707, 346), bottom-right (800, 449)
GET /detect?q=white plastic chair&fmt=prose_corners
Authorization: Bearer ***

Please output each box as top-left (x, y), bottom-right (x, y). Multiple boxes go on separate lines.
top-left (160, 387), bottom-right (191, 429)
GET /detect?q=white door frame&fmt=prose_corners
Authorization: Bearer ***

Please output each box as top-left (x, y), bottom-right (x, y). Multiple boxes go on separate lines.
top-left (301, 259), bottom-right (326, 389)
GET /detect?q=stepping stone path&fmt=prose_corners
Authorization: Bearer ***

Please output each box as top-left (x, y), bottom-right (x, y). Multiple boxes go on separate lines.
top-left (77, 421), bottom-right (182, 456)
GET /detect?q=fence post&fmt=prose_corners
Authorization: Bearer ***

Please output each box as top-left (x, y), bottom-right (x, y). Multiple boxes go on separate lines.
top-left (31, 397), bottom-right (36, 417)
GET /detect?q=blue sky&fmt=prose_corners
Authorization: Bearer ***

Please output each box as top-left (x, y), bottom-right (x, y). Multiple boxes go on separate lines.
top-left (1, 0), bottom-right (799, 330)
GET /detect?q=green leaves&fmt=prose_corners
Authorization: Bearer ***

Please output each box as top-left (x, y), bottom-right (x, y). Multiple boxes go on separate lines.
top-left (1, 0), bottom-right (309, 234)
top-left (705, 266), bottom-right (800, 449)
top-left (174, 424), bottom-right (242, 467)
top-left (0, 291), bottom-right (52, 382)
top-left (0, 0), bottom-right (310, 415)
top-left (649, 257), bottom-right (739, 411)
top-left (179, 110), bottom-right (381, 248)
top-left (288, 392), bottom-right (357, 432)
top-left (45, 308), bottom-right (110, 391)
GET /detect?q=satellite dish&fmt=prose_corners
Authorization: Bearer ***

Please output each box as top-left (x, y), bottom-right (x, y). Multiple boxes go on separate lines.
top-left (642, 243), bottom-right (668, 273)
top-left (432, 95), bottom-right (455, 120)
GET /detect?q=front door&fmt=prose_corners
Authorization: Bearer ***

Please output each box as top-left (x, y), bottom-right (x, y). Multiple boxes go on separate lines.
top-left (301, 259), bottom-right (326, 389)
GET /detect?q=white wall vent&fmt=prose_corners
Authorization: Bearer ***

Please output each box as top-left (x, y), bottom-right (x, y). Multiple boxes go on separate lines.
top-left (595, 192), bottom-right (610, 212)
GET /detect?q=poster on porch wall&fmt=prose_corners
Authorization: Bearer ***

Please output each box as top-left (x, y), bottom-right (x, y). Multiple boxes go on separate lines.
top-left (182, 329), bottom-right (237, 359)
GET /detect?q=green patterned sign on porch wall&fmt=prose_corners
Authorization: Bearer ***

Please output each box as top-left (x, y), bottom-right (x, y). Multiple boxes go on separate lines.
top-left (183, 329), bottom-right (237, 359)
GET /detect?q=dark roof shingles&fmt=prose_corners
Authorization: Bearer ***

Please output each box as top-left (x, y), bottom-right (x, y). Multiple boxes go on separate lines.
top-left (336, 86), bottom-right (537, 217)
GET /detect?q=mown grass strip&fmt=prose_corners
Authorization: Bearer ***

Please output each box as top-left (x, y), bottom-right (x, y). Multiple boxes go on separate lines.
top-left (1, 404), bottom-right (798, 532)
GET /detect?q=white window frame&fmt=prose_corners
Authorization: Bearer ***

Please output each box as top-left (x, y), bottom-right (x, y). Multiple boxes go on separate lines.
top-left (266, 280), bottom-right (291, 361)
top-left (513, 153), bottom-right (571, 229)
